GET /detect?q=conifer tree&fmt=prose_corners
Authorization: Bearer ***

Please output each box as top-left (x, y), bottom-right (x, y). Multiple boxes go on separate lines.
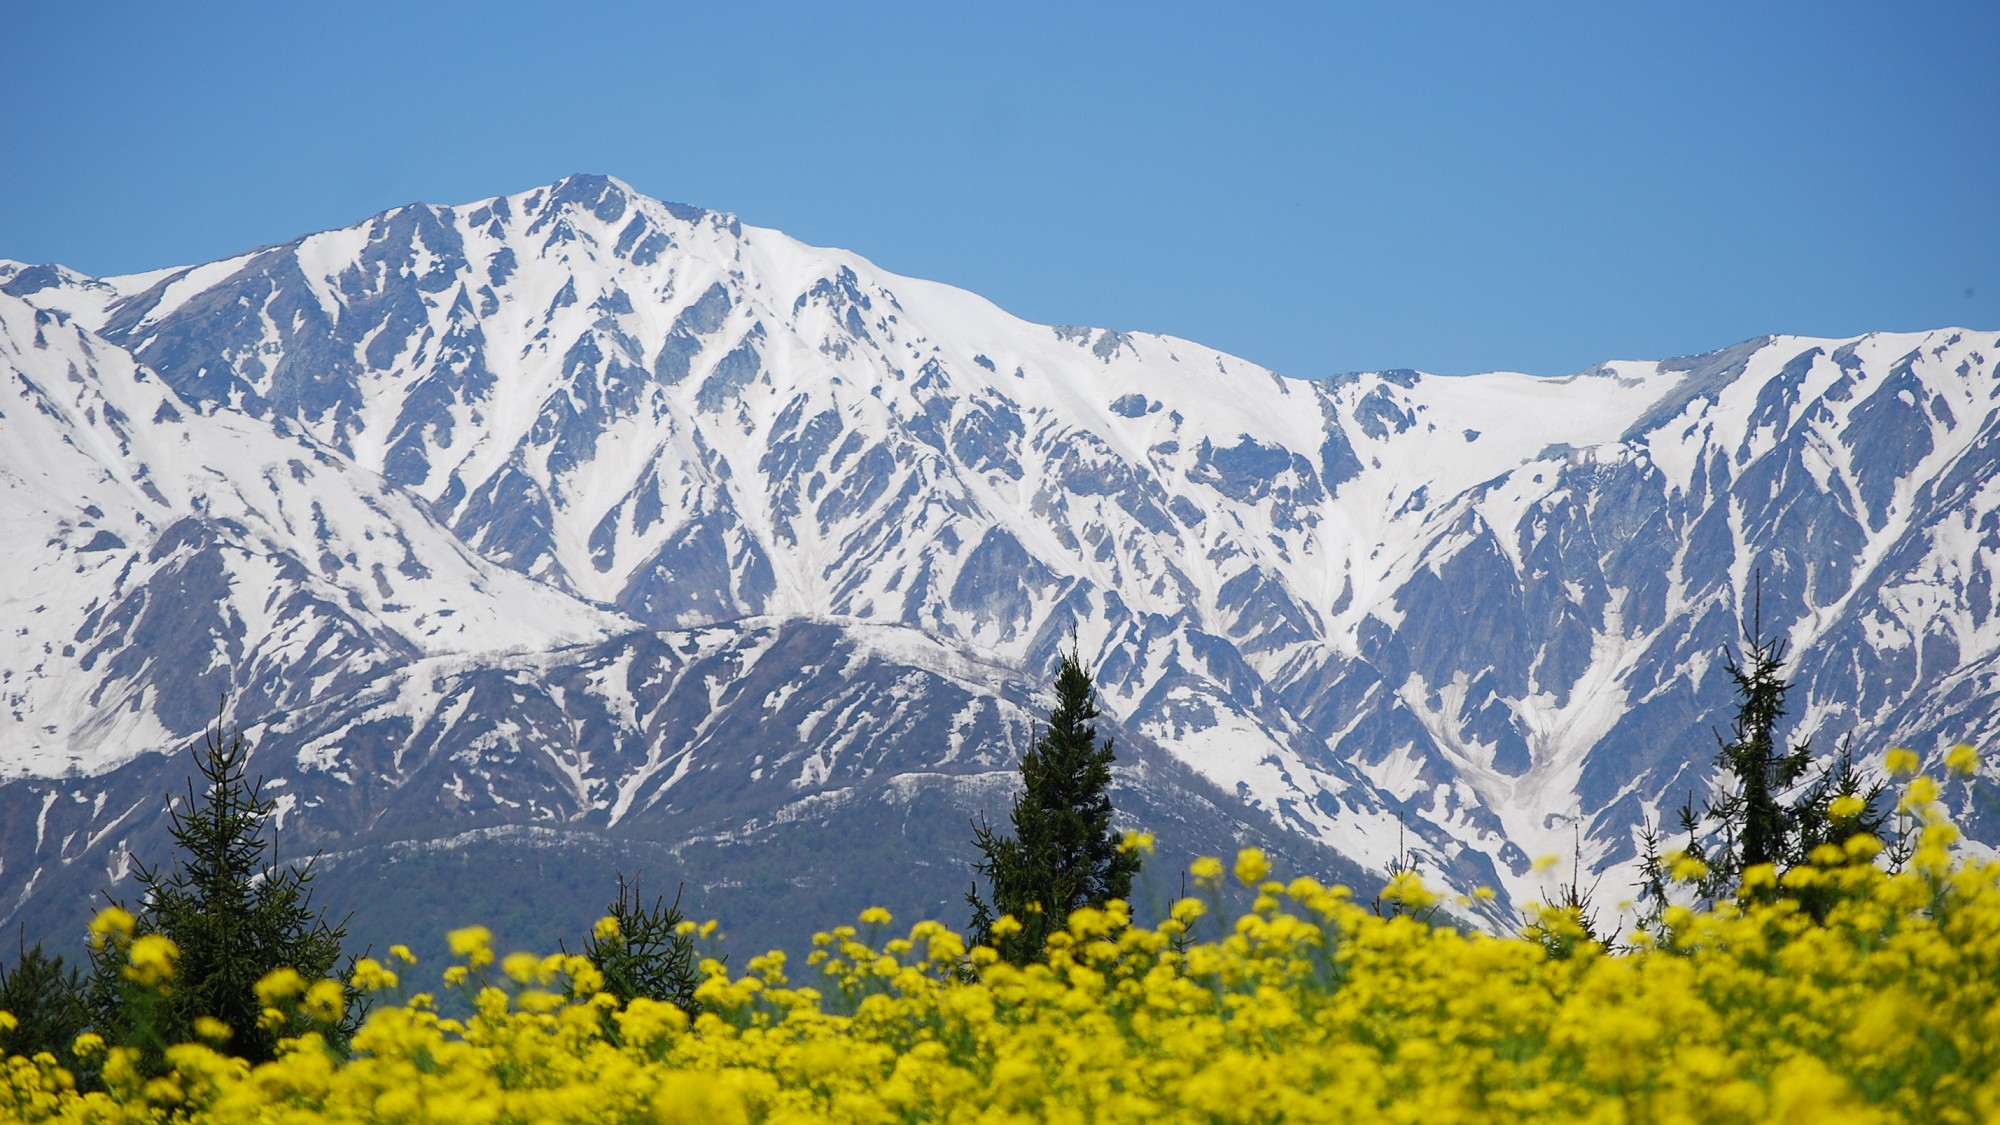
top-left (88, 715), bottom-right (350, 1064)
top-left (577, 874), bottom-right (701, 1013)
top-left (0, 939), bottom-right (89, 1068)
top-left (967, 645), bottom-right (1141, 964)
top-left (1638, 580), bottom-right (1886, 924)
top-left (1708, 605), bottom-right (1812, 877)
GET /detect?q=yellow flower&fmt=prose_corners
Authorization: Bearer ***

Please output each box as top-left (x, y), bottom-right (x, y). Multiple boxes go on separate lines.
top-left (1234, 847), bottom-right (1272, 886)
top-left (192, 1016), bottom-right (232, 1043)
top-left (858, 906), bottom-right (893, 927)
top-left (447, 925), bottom-right (495, 967)
top-left (1827, 794), bottom-right (1866, 820)
top-left (1190, 856), bottom-right (1225, 886)
top-left (592, 915), bottom-right (621, 941)
top-left (653, 1069), bottom-right (750, 1125)
top-left (1885, 746), bottom-right (1920, 777)
top-left (254, 966), bottom-right (307, 1006)
top-left (87, 906), bottom-right (136, 951)
top-left (1946, 742), bottom-right (1980, 776)
top-left (1899, 775), bottom-right (1941, 814)
top-left (503, 951), bottom-right (548, 985)
top-left (1669, 852), bottom-right (1710, 882)
top-left (1380, 870), bottom-right (1437, 910)
top-left (121, 934), bottom-right (178, 988)
top-left (69, 1031), bottom-right (105, 1059)
top-left (388, 943), bottom-right (418, 964)
top-left (303, 979), bottom-right (346, 1024)
top-left (1119, 829), bottom-right (1156, 855)
top-left (351, 957), bottom-right (399, 992)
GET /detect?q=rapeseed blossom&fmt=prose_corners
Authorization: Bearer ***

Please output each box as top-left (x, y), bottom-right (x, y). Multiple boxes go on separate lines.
top-left (3, 754), bottom-right (1996, 1123)
top-left (86, 907), bottom-right (134, 952)
top-left (1232, 847), bottom-right (1270, 886)
top-left (1946, 742), bottom-right (1980, 775)
top-left (119, 935), bottom-right (177, 990)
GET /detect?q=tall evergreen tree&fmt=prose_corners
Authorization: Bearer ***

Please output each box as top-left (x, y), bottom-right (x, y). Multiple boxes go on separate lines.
top-left (1638, 581), bottom-right (1886, 923)
top-left (967, 646), bottom-right (1141, 964)
top-left (1711, 605), bottom-right (1811, 875)
top-left (89, 716), bottom-right (350, 1064)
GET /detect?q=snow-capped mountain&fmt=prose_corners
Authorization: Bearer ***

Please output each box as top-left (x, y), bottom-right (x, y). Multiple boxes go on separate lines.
top-left (0, 290), bottom-right (619, 773)
top-left (2, 175), bottom-right (1995, 950)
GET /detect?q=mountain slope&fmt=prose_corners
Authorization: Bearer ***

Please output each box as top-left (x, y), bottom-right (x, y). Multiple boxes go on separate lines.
top-left (0, 291), bottom-right (618, 777)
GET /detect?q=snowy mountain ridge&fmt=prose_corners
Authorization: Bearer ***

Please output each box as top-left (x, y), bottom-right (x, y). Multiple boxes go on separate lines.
top-left (2, 174), bottom-right (1996, 945)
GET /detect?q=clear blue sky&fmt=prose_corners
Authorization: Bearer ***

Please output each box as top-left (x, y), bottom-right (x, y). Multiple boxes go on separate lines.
top-left (3, 2), bottom-right (1993, 377)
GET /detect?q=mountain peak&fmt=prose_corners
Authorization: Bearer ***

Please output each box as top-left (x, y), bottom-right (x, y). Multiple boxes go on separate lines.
top-left (524, 173), bottom-right (721, 233)
top-left (0, 260), bottom-right (103, 299)
top-left (541, 172), bottom-right (635, 222)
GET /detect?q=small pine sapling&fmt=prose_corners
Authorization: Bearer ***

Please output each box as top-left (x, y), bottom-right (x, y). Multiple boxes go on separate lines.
top-left (0, 937), bottom-right (89, 1070)
top-left (579, 874), bottom-right (702, 1013)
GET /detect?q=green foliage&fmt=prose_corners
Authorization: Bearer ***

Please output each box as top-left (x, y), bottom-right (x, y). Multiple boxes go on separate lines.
top-left (0, 937), bottom-right (89, 1067)
top-left (1523, 834), bottom-right (1618, 958)
top-left (89, 716), bottom-right (351, 1065)
top-left (1639, 586), bottom-right (1888, 924)
top-left (967, 645), bottom-right (1142, 964)
top-left (1367, 816), bottom-right (1446, 928)
top-left (579, 875), bottom-right (701, 1012)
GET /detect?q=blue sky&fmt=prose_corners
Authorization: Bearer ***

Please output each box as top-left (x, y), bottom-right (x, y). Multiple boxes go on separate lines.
top-left (3, 2), bottom-right (1993, 376)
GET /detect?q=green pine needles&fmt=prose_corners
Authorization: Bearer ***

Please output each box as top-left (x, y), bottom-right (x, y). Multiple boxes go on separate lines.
top-left (1639, 582), bottom-right (1888, 924)
top-left (89, 715), bottom-right (351, 1066)
top-left (579, 874), bottom-right (701, 1012)
top-left (0, 938), bottom-right (89, 1068)
top-left (967, 645), bottom-right (1142, 964)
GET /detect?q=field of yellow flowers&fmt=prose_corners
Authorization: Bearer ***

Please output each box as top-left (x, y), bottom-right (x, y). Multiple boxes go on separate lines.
top-left (4, 753), bottom-right (1996, 1125)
